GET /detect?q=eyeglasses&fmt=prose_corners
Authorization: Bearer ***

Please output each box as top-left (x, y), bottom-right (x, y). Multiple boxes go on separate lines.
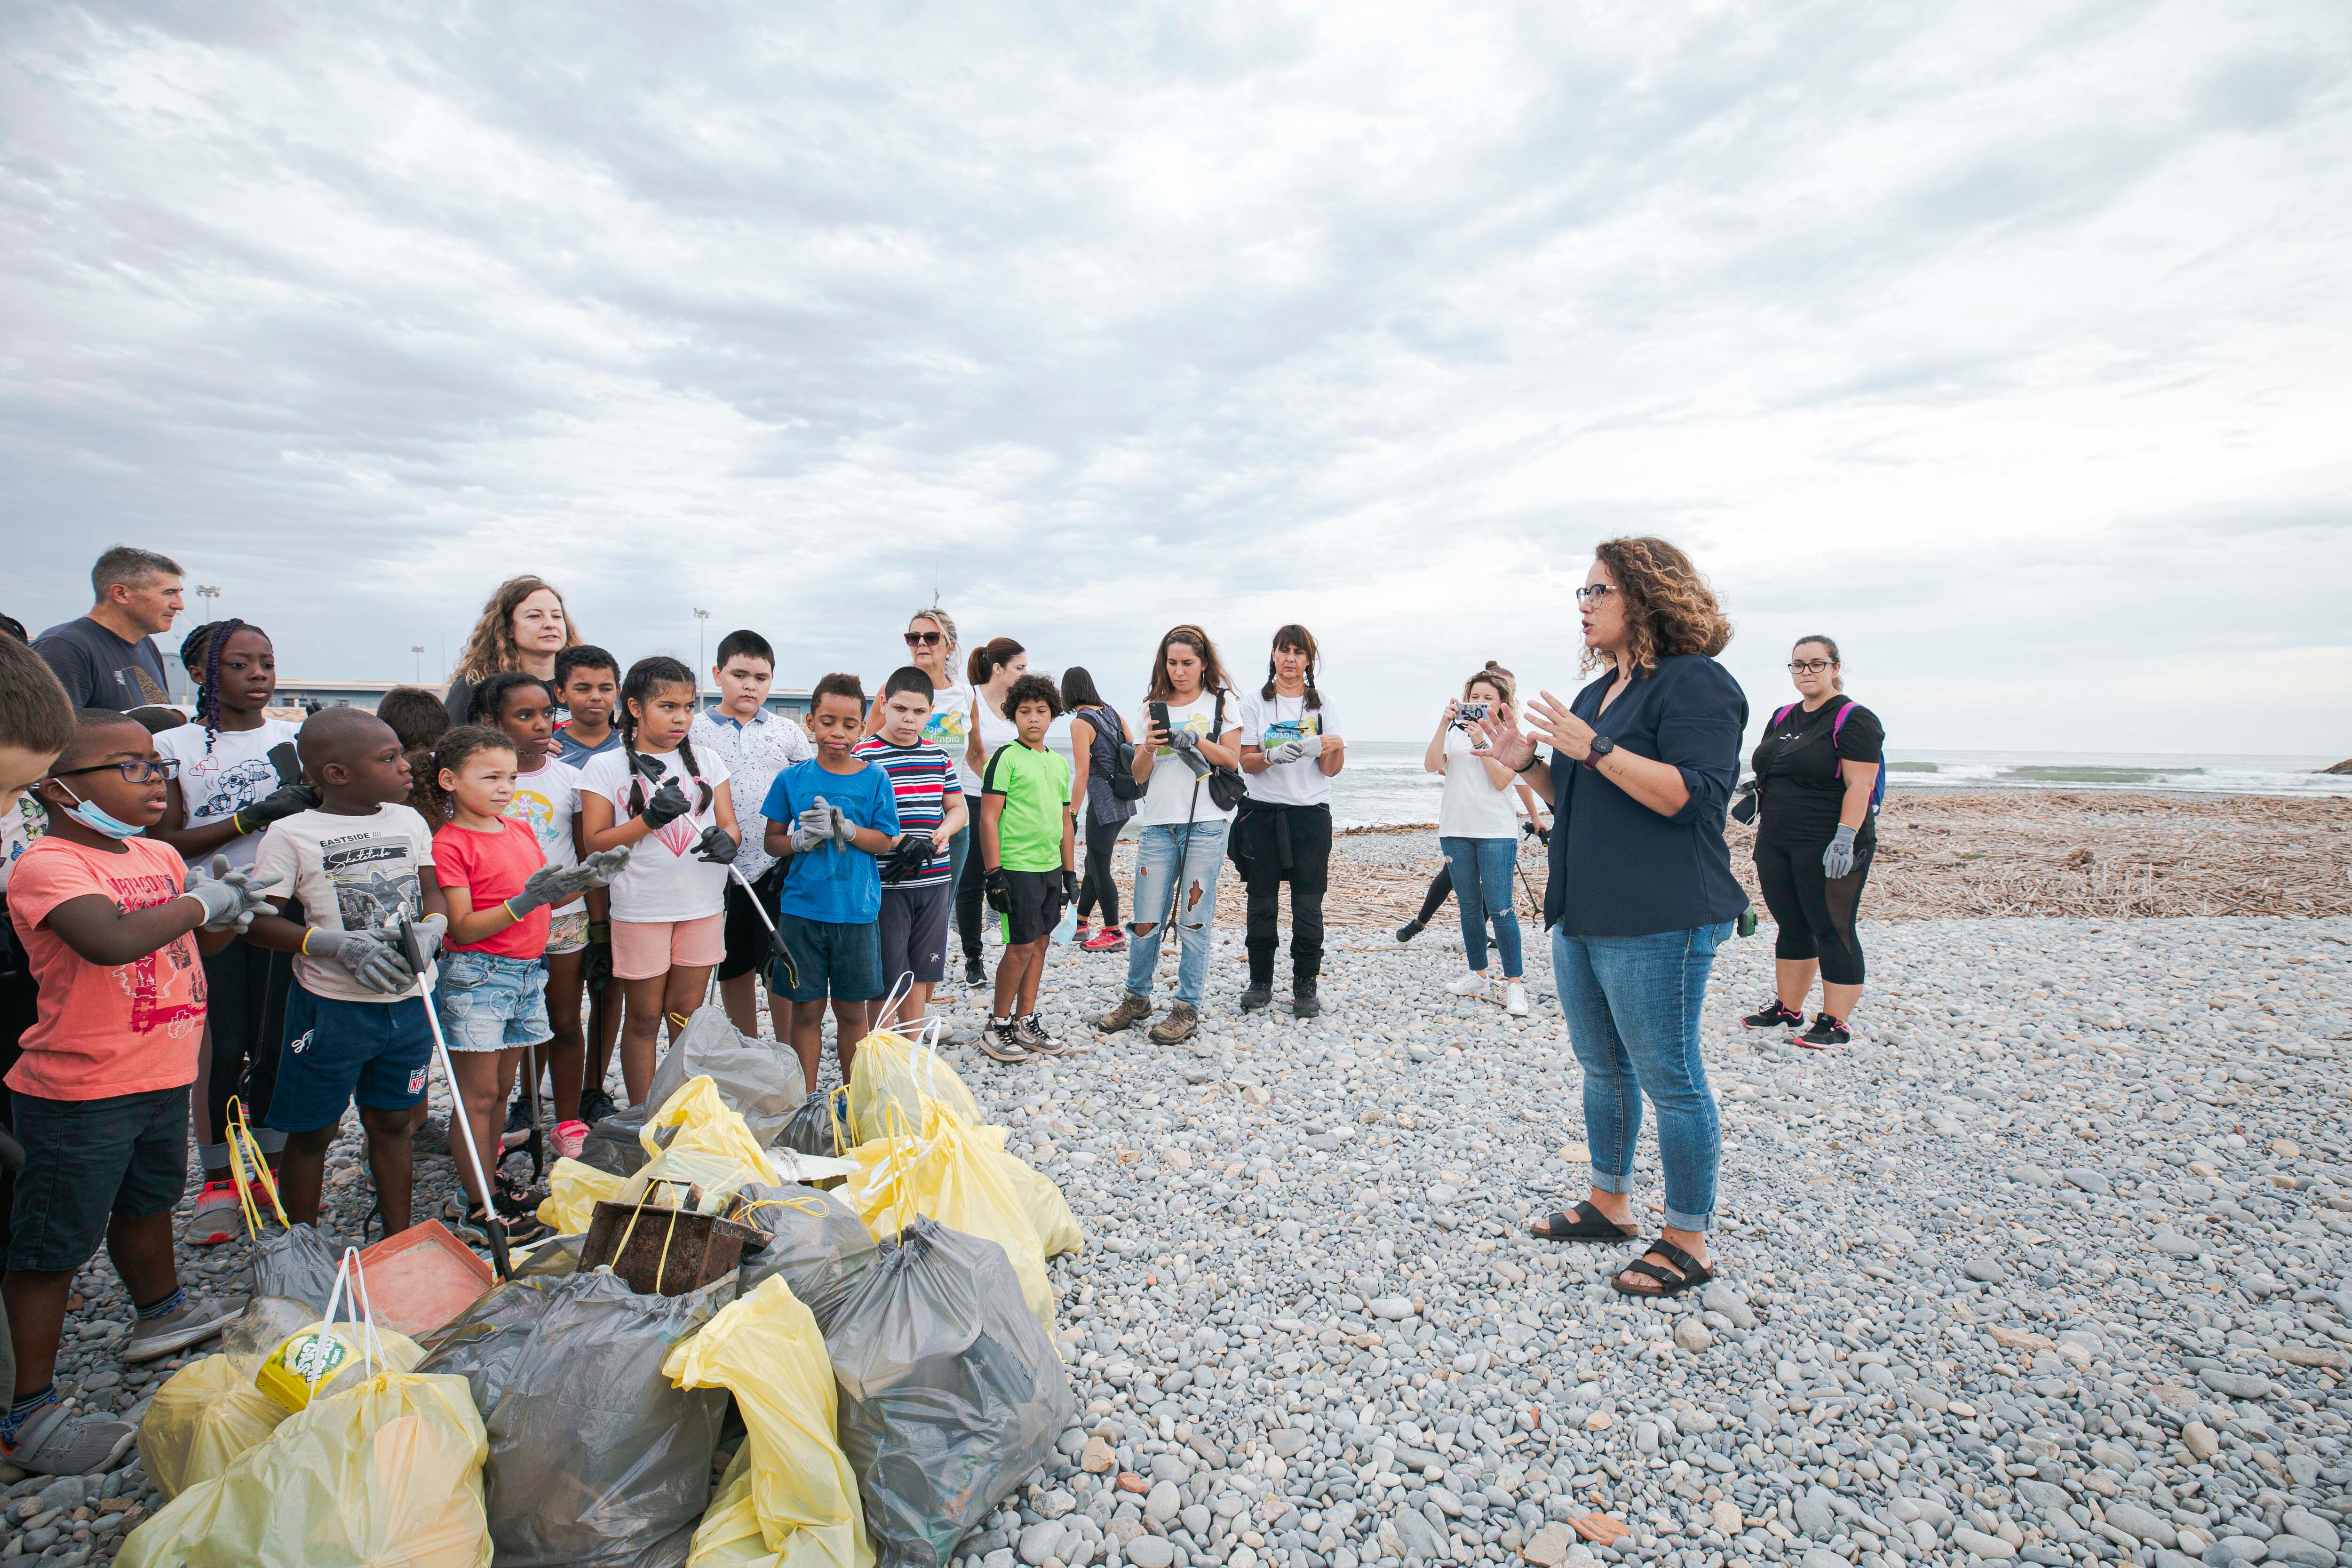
top-left (903, 631), bottom-right (944, 646)
top-left (51, 757), bottom-right (180, 784)
top-left (1573, 585), bottom-right (1619, 605)
top-left (1788, 660), bottom-right (1836, 674)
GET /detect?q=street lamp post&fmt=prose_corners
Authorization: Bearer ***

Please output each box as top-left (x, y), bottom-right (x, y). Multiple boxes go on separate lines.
top-left (195, 585), bottom-right (220, 621)
top-left (693, 609), bottom-right (711, 710)
top-left (412, 645), bottom-right (425, 683)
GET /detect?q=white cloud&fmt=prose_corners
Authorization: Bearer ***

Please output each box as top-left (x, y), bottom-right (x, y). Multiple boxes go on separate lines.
top-left (1, 0), bottom-right (2345, 751)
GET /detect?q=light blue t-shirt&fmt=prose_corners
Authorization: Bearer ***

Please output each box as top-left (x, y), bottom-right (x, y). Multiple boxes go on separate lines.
top-left (762, 759), bottom-right (901, 925)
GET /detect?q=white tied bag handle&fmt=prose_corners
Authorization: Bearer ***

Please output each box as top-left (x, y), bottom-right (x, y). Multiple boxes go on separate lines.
top-left (310, 1247), bottom-right (392, 1396)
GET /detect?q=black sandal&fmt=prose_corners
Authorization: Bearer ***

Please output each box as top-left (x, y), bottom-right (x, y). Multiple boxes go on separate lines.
top-left (1528, 1200), bottom-right (1639, 1242)
top-left (1611, 1238), bottom-right (1715, 1298)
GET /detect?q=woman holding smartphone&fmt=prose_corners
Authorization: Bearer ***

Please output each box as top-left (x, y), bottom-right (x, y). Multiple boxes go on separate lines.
top-left (1421, 660), bottom-right (1529, 1016)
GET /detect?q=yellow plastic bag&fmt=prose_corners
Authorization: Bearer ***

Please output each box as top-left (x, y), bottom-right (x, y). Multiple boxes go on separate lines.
top-left (845, 1028), bottom-right (981, 1145)
top-left (665, 1276), bottom-right (873, 1568)
top-left (630, 1076), bottom-right (778, 1210)
top-left (689, 1452), bottom-right (786, 1566)
top-left (839, 1110), bottom-right (1055, 1334)
top-left (537, 1156), bottom-right (628, 1234)
top-left (137, 1355), bottom-right (289, 1501)
top-left (970, 1126), bottom-right (1083, 1259)
top-left (116, 1371), bottom-right (492, 1568)
top-left (254, 1321), bottom-right (424, 1413)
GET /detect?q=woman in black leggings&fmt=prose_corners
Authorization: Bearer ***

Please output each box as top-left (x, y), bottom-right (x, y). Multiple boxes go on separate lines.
top-left (1740, 634), bottom-right (1883, 1049)
top-left (1061, 667), bottom-right (1135, 953)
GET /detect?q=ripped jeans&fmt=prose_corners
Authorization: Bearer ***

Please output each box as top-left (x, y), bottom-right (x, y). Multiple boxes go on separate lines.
top-left (1122, 820), bottom-right (1228, 1009)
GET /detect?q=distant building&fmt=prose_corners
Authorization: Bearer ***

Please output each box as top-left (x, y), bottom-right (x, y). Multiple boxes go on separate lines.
top-left (274, 679), bottom-right (813, 721)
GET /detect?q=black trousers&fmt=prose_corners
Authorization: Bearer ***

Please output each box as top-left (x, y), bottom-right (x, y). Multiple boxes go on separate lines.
top-left (1075, 821), bottom-right (1121, 928)
top-left (201, 936), bottom-right (294, 1146)
top-left (953, 793), bottom-right (985, 963)
top-left (1753, 833), bottom-right (1875, 986)
top-left (1231, 803), bottom-right (1332, 987)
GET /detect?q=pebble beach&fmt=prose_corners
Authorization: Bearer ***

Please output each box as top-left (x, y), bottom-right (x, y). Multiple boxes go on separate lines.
top-left (14, 808), bottom-right (2352, 1568)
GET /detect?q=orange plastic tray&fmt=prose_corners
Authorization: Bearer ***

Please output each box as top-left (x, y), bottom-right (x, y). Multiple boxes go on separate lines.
top-left (352, 1220), bottom-right (497, 1338)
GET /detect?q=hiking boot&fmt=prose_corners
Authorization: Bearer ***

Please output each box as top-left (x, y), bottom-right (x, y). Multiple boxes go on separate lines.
top-left (963, 956), bottom-right (987, 987)
top-left (1239, 981), bottom-right (1273, 1014)
top-left (1092, 993), bottom-right (1152, 1034)
top-left (1796, 1012), bottom-right (1851, 1050)
top-left (182, 1178), bottom-right (248, 1248)
top-left (1014, 1015), bottom-right (1069, 1056)
top-left (978, 1021), bottom-right (1033, 1063)
top-left (1742, 999), bottom-right (1804, 1030)
top-left (0, 1400), bottom-right (135, 1476)
top-left (1081, 927), bottom-right (1127, 953)
top-left (1147, 1002), bottom-right (1200, 1045)
top-left (1395, 919), bottom-right (1425, 943)
top-left (1291, 980), bottom-right (1322, 1019)
top-left (124, 1292), bottom-right (240, 1364)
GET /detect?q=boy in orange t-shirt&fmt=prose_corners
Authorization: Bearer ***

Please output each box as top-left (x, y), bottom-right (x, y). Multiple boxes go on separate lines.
top-left (1, 710), bottom-right (277, 1476)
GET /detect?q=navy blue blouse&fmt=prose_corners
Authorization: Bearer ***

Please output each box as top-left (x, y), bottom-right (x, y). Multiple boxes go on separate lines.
top-left (1542, 653), bottom-right (1751, 938)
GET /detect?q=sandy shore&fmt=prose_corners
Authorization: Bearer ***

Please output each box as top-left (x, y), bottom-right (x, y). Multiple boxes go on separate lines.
top-left (1088, 793), bottom-right (2352, 930)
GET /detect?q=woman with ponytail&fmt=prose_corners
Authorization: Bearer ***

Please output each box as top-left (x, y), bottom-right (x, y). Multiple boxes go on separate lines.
top-left (578, 656), bottom-right (739, 1102)
top-left (1233, 625), bottom-right (1345, 1017)
top-left (152, 620), bottom-right (313, 1242)
top-left (954, 636), bottom-right (1027, 986)
top-left (1421, 660), bottom-right (1532, 1017)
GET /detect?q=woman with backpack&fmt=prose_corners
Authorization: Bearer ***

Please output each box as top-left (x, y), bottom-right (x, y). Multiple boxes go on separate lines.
top-left (1737, 635), bottom-right (1883, 1049)
top-left (1061, 667), bottom-right (1136, 954)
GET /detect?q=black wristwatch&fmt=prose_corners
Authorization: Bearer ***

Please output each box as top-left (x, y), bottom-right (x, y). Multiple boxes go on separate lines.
top-left (1581, 733), bottom-right (1616, 771)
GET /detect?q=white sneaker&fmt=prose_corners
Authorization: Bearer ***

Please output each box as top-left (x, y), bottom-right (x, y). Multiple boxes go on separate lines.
top-left (1504, 981), bottom-right (1528, 1017)
top-left (1444, 971), bottom-right (1489, 997)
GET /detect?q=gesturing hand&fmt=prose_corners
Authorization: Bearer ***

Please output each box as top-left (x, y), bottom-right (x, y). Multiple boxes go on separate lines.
top-left (1467, 700), bottom-right (1537, 772)
top-left (1523, 691), bottom-right (1597, 763)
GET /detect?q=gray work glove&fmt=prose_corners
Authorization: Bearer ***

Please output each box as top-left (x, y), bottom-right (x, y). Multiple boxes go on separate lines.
top-left (387, 913), bottom-right (447, 979)
top-left (1263, 736), bottom-right (1316, 766)
top-left (506, 848), bottom-right (630, 918)
top-left (827, 803), bottom-right (858, 846)
top-left (791, 799), bottom-right (835, 855)
top-left (1166, 725), bottom-right (1201, 754)
top-left (307, 928), bottom-right (413, 995)
top-left (1823, 824), bottom-right (1858, 880)
top-left (182, 855), bottom-right (286, 933)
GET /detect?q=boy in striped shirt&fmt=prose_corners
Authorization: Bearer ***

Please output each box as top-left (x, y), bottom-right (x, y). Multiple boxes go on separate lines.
top-left (853, 668), bottom-right (966, 1035)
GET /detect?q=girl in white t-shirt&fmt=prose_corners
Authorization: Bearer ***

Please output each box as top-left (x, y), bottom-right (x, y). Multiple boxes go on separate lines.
top-left (151, 619), bottom-right (313, 1240)
top-left (579, 656), bottom-right (740, 1104)
top-left (1420, 661), bottom-right (1532, 1016)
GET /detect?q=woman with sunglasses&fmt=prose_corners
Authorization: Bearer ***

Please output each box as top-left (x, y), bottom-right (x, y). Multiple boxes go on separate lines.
top-left (1738, 635), bottom-right (1883, 1049)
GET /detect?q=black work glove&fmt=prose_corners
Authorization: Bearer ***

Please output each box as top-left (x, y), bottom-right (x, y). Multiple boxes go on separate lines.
top-left (232, 781), bottom-right (318, 834)
top-left (880, 831), bottom-right (933, 885)
top-left (693, 825), bottom-right (737, 865)
top-left (984, 867), bottom-right (1009, 914)
top-left (638, 777), bottom-right (692, 829)
top-left (1060, 867), bottom-right (1079, 903)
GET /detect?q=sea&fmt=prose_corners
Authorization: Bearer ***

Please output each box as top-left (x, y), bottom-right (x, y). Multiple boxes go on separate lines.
top-left (1311, 742), bottom-right (2352, 831)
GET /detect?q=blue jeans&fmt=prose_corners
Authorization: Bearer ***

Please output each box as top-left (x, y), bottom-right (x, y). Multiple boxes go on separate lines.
top-left (1122, 820), bottom-right (1228, 1008)
top-left (1439, 836), bottom-right (1522, 978)
top-left (1551, 921), bottom-right (1731, 1233)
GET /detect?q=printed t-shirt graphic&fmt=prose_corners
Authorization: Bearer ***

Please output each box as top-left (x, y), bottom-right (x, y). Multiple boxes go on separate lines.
top-left (252, 804), bottom-right (438, 1002)
top-left (154, 717), bottom-right (302, 868)
top-left (575, 746), bottom-right (733, 922)
top-left (506, 757), bottom-right (583, 914)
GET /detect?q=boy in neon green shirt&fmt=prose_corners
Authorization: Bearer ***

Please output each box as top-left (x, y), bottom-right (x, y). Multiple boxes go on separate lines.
top-left (979, 675), bottom-right (1074, 1062)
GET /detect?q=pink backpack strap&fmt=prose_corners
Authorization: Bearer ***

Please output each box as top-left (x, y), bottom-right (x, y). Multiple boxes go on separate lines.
top-left (1770, 703), bottom-right (1798, 728)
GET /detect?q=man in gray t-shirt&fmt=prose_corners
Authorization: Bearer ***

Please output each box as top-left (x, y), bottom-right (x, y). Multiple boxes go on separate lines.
top-left (33, 547), bottom-right (183, 711)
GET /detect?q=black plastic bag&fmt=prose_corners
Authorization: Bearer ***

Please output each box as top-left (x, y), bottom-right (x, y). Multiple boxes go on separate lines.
top-left (733, 1182), bottom-right (877, 1333)
top-left (247, 1222), bottom-right (340, 1313)
top-left (775, 1087), bottom-right (848, 1158)
top-left (416, 1267), bottom-right (733, 1568)
top-left (644, 1005), bottom-right (807, 1146)
top-left (827, 1217), bottom-right (1073, 1568)
top-left (579, 1105), bottom-right (651, 1176)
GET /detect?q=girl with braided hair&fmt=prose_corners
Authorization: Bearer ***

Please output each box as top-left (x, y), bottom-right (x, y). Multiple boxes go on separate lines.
top-left (152, 620), bottom-right (313, 1242)
top-left (578, 656), bottom-right (739, 1103)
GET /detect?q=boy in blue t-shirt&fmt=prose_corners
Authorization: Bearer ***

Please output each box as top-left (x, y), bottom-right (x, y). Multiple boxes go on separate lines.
top-left (762, 673), bottom-right (901, 1093)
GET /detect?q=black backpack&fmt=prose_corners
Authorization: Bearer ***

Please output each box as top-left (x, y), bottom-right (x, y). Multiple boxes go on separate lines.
top-left (1095, 708), bottom-right (1145, 802)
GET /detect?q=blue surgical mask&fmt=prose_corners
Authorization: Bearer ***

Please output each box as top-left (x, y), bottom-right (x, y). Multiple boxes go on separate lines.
top-left (53, 782), bottom-right (147, 841)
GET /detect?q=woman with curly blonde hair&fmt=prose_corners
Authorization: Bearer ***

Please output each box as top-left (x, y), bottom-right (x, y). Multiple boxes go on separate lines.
top-left (442, 576), bottom-right (581, 727)
top-left (1473, 535), bottom-right (1749, 1300)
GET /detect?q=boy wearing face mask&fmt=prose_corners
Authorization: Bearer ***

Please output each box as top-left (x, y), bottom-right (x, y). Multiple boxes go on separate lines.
top-left (3, 710), bottom-right (276, 1475)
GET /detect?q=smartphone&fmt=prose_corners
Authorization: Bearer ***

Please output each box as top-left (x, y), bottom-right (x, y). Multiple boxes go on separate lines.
top-left (1457, 701), bottom-right (1488, 727)
top-left (1149, 701), bottom-right (1171, 739)
top-left (266, 741), bottom-right (301, 786)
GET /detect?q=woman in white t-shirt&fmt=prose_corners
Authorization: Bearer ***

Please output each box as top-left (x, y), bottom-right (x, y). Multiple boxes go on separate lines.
top-left (956, 635), bottom-right (1026, 986)
top-left (1423, 661), bottom-right (1530, 1016)
top-left (151, 619), bottom-right (315, 1240)
top-left (1088, 625), bottom-right (1242, 1047)
top-left (1234, 624), bottom-right (1345, 1020)
top-left (579, 656), bottom-right (740, 1104)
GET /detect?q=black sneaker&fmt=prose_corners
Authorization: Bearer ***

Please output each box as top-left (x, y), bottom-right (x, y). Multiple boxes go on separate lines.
top-left (1396, 920), bottom-right (1424, 943)
top-left (1796, 1011), bottom-right (1850, 1050)
top-left (505, 1097), bottom-right (531, 1135)
top-left (1239, 982), bottom-right (1273, 1013)
top-left (1742, 1000), bottom-right (1804, 1030)
top-left (1291, 980), bottom-right (1321, 1019)
top-left (964, 956), bottom-right (987, 987)
top-left (579, 1085), bottom-right (618, 1126)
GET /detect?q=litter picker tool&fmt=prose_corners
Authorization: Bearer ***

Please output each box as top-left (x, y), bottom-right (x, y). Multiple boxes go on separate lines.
top-left (391, 910), bottom-right (511, 1281)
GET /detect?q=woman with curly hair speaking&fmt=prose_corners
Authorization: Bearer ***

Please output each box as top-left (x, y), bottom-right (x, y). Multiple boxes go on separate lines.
top-left (1474, 537), bottom-right (1749, 1299)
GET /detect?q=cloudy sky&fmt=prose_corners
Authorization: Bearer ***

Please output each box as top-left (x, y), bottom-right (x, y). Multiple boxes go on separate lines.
top-left (3, 2), bottom-right (2346, 749)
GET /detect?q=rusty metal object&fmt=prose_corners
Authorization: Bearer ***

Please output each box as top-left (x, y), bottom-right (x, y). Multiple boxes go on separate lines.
top-left (580, 1180), bottom-right (766, 1296)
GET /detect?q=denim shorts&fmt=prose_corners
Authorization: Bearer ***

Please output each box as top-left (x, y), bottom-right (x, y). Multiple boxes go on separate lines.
top-left (266, 982), bottom-right (434, 1135)
top-left (8, 1087), bottom-right (189, 1272)
top-left (773, 912), bottom-right (883, 1004)
top-left (433, 952), bottom-right (552, 1052)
